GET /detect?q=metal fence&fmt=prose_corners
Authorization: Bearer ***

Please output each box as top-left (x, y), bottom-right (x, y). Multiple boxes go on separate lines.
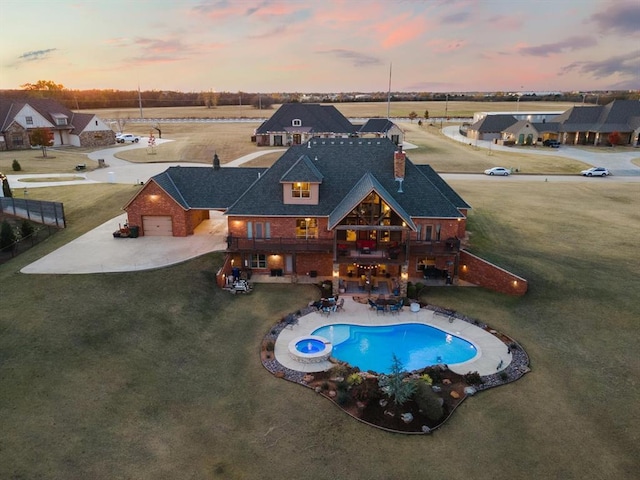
top-left (0, 197), bottom-right (66, 228)
top-left (0, 223), bottom-right (60, 265)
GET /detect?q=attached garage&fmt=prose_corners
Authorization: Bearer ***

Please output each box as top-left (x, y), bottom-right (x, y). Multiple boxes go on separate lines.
top-left (142, 215), bottom-right (173, 236)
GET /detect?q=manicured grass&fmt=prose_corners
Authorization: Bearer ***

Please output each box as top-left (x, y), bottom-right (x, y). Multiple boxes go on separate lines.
top-left (1, 179), bottom-right (638, 479)
top-left (0, 148), bottom-right (104, 174)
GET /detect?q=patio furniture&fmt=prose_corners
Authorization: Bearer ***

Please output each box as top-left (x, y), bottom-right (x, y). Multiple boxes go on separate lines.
top-left (336, 298), bottom-right (345, 312)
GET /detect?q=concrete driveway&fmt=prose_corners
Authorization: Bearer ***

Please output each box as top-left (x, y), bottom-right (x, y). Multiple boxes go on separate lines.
top-left (20, 212), bottom-right (227, 274)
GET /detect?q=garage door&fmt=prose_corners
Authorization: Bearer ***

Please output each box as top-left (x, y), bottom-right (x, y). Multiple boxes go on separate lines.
top-left (142, 215), bottom-right (173, 236)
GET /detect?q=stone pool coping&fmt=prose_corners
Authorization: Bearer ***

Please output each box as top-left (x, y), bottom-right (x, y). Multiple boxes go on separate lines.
top-left (274, 298), bottom-right (514, 376)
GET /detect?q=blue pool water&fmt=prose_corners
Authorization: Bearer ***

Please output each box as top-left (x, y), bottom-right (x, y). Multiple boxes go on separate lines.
top-left (312, 323), bottom-right (477, 374)
top-left (295, 338), bottom-right (326, 354)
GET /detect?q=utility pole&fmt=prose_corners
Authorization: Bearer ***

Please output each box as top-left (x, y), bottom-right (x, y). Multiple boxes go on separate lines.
top-left (387, 62), bottom-right (392, 120)
top-left (138, 85), bottom-right (143, 119)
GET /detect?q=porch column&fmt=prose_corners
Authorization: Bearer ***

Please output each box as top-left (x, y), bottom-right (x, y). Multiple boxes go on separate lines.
top-left (399, 264), bottom-right (408, 297)
top-left (332, 263), bottom-right (340, 294)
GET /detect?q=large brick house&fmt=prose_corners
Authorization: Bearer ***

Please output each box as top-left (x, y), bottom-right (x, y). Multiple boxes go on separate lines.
top-left (254, 103), bottom-right (356, 146)
top-left (123, 139), bottom-right (527, 295)
top-left (0, 97), bottom-right (115, 150)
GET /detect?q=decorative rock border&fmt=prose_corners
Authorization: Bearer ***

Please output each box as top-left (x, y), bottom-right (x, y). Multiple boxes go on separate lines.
top-left (261, 303), bottom-right (530, 433)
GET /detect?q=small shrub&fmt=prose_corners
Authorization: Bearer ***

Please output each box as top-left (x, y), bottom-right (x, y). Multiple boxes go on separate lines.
top-left (336, 389), bottom-right (351, 406)
top-left (406, 283), bottom-right (417, 299)
top-left (321, 381), bottom-right (330, 391)
top-left (264, 340), bottom-right (275, 352)
top-left (347, 373), bottom-right (363, 386)
top-left (464, 371), bottom-right (484, 385)
top-left (423, 367), bottom-right (443, 384)
top-left (499, 371), bottom-right (509, 381)
top-left (20, 219), bottom-right (35, 238)
top-left (413, 380), bottom-right (444, 421)
top-left (12, 159), bottom-right (21, 171)
top-left (0, 220), bottom-right (17, 251)
top-left (329, 363), bottom-right (349, 378)
top-left (419, 374), bottom-right (433, 385)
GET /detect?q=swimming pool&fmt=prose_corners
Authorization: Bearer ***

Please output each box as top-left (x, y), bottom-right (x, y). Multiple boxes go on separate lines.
top-left (312, 323), bottom-right (478, 374)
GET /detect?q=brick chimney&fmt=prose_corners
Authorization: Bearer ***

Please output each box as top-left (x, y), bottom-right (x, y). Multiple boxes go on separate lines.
top-left (393, 145), bottom-right (405, 180)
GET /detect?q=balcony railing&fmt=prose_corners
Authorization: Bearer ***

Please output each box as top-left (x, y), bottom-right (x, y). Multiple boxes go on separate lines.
top-left (226, 236), bottom-right (460, 259)
top-left (226, 236), bottom-right (334, 253)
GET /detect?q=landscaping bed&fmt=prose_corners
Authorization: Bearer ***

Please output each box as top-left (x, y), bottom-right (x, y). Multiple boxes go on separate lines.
top-left (261, 304), bottom-right (530, 434)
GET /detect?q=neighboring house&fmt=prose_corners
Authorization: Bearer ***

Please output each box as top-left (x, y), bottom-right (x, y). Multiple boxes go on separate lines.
top-left (553, 99), bottom-right (640, 146)
top-left (473, 100), bottom-right (640, 146)
top-left (254, 103), bottom-right (356, 146)
top-left (466, 114), bottom-right (518, 141)
top-left (356, 118), bottom-right (404, 145)
top-left (123, 138), bottom-right (527, 295)
top-left (0, 97), bottom-right (115, 150)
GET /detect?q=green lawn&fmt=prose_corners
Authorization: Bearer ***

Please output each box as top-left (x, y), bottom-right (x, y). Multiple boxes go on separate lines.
top-left (1, 179), bottom-right (638, 479)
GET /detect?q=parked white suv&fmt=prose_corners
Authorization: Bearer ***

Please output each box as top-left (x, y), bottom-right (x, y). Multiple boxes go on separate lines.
top-left (580, 167), bottom-right (610, 177)
top-left (116, 134), bottom-right (140, 143)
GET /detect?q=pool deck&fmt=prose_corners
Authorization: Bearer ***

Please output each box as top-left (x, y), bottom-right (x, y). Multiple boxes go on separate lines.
top-left (274, 297), bottom-right (512, 376)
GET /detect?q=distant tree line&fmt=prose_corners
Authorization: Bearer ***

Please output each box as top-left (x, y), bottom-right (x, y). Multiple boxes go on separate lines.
top-left (0, 80), bottom-right (636, 110)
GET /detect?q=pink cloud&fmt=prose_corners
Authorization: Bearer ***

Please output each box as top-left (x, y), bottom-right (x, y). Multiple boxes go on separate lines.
top-left (376, 14), bottom-right (429, 49)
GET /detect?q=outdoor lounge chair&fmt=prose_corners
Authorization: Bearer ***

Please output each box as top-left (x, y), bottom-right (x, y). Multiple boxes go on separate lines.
top-left (375, 303), bottom-right (386, 315)
top-left (336, 298), bottom-right (345, 312)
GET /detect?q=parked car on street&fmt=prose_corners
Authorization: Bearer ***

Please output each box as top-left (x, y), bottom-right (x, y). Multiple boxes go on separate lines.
top-left (484, 167), bottom-right (511, 176)
top-left (580, 167), bottom-right (610, 177)
top-left (543, 139), bottom-right (561, 148)
top-left (116, 134), bottom-right (140, 144)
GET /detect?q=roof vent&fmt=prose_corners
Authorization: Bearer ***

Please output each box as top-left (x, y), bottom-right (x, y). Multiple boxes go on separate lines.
top-left (314, 156), bottom-right (318, 161)
top-left (395, 178), bottom-right (404, 193)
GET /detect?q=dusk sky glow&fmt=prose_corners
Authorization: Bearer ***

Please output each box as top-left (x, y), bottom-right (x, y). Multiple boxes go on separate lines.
top-left (1, 0), bottom-right (638, 93)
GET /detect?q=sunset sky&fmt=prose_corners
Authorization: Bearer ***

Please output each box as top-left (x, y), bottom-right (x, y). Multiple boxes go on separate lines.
top-left (1, 0), bottom-right (638, 93)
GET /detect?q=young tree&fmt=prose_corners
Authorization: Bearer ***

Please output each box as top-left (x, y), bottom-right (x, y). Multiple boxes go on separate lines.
top-left (29, 127), bottom-right (54, 157)
top-left (424, 110), bottom-right (429, 120)
top-left (378, 354), bottom-right (416, 411)
top-left (408, 111), bottom-right (418, 123)
top-left (0, 220), bottom-right (17, 251)
top-left (608, 131), bottom-right (621, 146)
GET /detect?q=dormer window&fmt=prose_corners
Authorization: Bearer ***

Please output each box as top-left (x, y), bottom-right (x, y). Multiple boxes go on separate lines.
top-left (292, 119), bottom-right (302, 127)
top-left (52, 113), bottom-right (68, 126)
top-left (25, 116), bottom-right (33, 125)
top-left (292, 182), bottom-right (310, 198)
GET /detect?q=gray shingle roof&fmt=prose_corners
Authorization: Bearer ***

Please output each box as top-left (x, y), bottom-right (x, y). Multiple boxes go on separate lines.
top-left (0, 96), bottom-right (100, 134)
top-left (255, 103), bottom-right (356, 135)
top-left (279, 154), bottom-right (324, 183)
top-left (468, 114), bottom-right (518, 133)
top-left (358, 118), bottom-right (397, 133)
top-left (414, 165), bottom-right (471, 210)
top-left (552, 100), bottom-right (640, 133)
top-left (150, 166), bottom-right (267, 209)
top-left (226, 138), bottom-right (466, 226)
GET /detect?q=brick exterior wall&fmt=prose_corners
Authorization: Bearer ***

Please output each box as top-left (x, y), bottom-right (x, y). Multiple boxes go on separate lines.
top-left (228, 216), bottom-right (332, 240)
top-left (125, 181), bottom-right (191, 236)
top-left (459, 250), bottom-right (528, 296)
